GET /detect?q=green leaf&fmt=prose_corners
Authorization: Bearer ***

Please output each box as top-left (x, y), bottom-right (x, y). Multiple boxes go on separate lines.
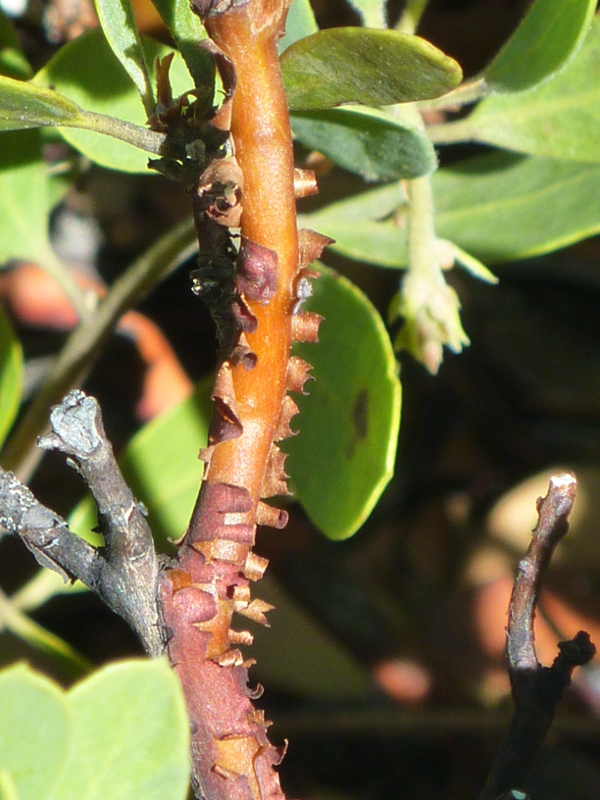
top-left (0, 10), bottom-right (31, 80)
top-left (0, 306), bottom-right (22, 449)
top-left (70, 380), bottom-right (212, 547)
top-left (484, 0), bottom-right (596, 91)
top-left (304, 152), bottom-right (600, 266)
top-left (284, 265), bottom-right (401, 540)
top-left (281, 27), bottom-right (462, 110)
top-left (346, 0), bottom-right (388, 28)
top-left (0, 74), bottom-right (86, 131)
top-left (52, 660), bottom-right (190, 800)
top-left (34, 29), bottom-right (191, 173)
top-left (444, 17), bottom-right (600, 162)
top-left (0, 664), bottom-right (71, 800)
top-left (148, 0), bottom-right (213, 89)
top-left (94, 0), bottom-right (155, 117)
top-left (279, 0), bottom-right (318, 53)
top-left (298, 181), bottom-right (408, 268)
top-left (292, 105), bottom-right (436, 181)
top-left (0, 130), bottom-right (56, 266)
top-left (0, 660), bottom-right (190, 800)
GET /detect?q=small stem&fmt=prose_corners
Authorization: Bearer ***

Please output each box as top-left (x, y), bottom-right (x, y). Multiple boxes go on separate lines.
top-left (406, 174), bottom-right (440, 285)
top-left (1, 216), bottom-right (197, 481)
top-left (426, 116), bottom-right (477, 145)
top-left (396, 0), bottom-right (429, 35)
top-left (39, 248), bottom-right (92, 321)
top-left (74, 110), bottom-right (167, 155)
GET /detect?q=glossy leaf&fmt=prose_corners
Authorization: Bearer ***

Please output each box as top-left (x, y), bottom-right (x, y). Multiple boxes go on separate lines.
top-left (281, 27), bottom-right (462, 110)
top-left (149, 0), bottom-right (213, 89)
top-left (34, 29), bottom-right (192, 174)
top-left (0, 130), bottom-right (56, 267)
top-left (302, 152), bottom-right (600, 266)
top-left (292, 105), bottom-right (436, 181)
top-left (0, 74), bottom-right (86, 131)
top-left (0, 306), bottom-right (22, 449)
top-left (0, 660), bottom-right (189, 800)
top-left (484, 0), bottom-right (596, 91)
top-left (446, 17), bottom-right (600, 162)
top-left (0, 10), bottom-right (31, 79)
top-left (346, 0), bottom-right (387, 28)
top-left (279, 0), bottom-right (318, 52)
top-left (284, 265), bottom-right (401, 540)
top-left (95, 0), bottom-right (155, 116)
top-left (0, 664), bottom-right (70, 800)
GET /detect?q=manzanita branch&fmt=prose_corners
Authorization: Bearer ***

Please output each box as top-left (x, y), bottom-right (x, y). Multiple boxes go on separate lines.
top-left (157, 1), bottom-right (328, 798)
top-left (479, 474), bottom-right (596, 800)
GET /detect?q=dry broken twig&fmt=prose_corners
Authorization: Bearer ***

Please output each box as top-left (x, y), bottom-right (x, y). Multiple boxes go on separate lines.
top-left (479, 473), bottom-right (596, 800)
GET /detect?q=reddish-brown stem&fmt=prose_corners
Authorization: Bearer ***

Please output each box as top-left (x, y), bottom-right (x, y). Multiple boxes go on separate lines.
top-left (158, 3), bottom-right (322, 799)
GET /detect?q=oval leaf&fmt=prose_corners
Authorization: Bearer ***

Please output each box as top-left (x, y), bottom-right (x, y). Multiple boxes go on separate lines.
top-left (484, 0), bottom-right (596, 91)
top-left (448, 17), bottom-right (600, 162)
top-left (0, 660), bottom-right (190, 800)
top-left (292, 105), bottom-right (437, 181)
top-left (0, 305), bottom-right (22, 449)
top-left (34, 29), bottom-right (191, 173)
top-left (55, 660), bottom-right (190, 800)
top-left (0, 664), bottom-right (71, 800)
top-left (0, 74), bottom-right (85, 131)
top-left (95, 0), bottom-right (155, 116)
top-left (284, 265), bottom-right (401, 540)
top-left (281, 27), bottom-right (462, 110)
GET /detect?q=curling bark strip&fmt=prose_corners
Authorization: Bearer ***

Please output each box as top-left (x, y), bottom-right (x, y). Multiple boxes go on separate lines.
top-left (158, 2), bottom-right (328, 799)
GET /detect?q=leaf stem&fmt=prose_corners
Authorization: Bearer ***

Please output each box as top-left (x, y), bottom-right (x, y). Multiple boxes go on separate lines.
top-left (1, 216), bottom-right (197, 482)
top-left (75, 110), bottom-right (167, 155)
top-left (426, 116), bottom-right (477, 145)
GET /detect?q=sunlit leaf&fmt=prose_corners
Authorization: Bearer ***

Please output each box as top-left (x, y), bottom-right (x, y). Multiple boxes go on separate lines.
top-left (52, 660), bottom-right (189, 800)
top-left (0, 660), bottom-right (190, 800)
top-left (281, 27), bottom-right (462, 110)
top-left (484, 0), bottom-right (596, 91)
top-left (95, 0), bottom-right (155, 116)
top-left (0, 664), bottom-right (70, 800)
top-left (0, 74), bottom-right (86, 131)
top-left (445, 17), bottom-right (600, 162)
top-left (292, 105), bottom-right (436, 180)
top-left (284, 265), bottom-right (401, 540)
top-left (34, 29), bottom-right (192, 173)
